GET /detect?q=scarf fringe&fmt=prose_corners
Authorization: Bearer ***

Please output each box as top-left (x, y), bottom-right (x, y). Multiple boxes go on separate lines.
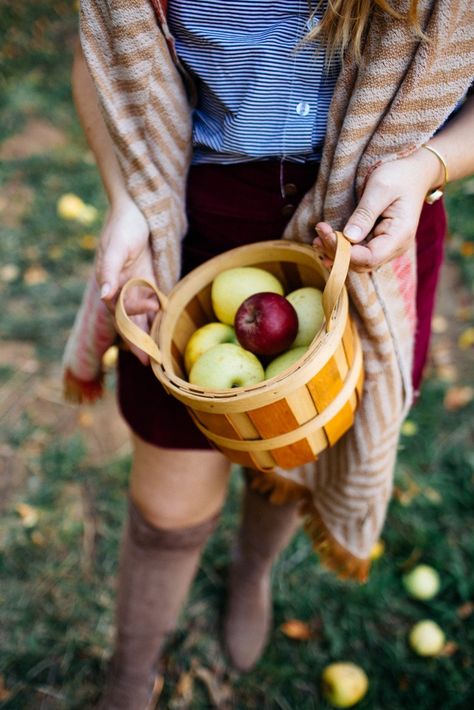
top-left (246, 466), bottom-right (309, 504)
top-left (301, 498), bottom-right (371, 584)
top-left (63, 367), bottom-right (104, 404)
top-left (247, 467), bottom-right (370, 583)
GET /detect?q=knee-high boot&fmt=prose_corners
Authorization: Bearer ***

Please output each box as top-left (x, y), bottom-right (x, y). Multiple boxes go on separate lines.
top-left (223, 476), bottom-right (302, 671)
top-left (99, 498), bottom-right (219, 710)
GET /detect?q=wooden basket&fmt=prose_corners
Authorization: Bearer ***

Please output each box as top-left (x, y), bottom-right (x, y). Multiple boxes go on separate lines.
top-left (115, 232), bottom-right (364, 472)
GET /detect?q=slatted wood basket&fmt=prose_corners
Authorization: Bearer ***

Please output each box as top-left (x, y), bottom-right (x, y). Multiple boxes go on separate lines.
top-left (115, 232), bottom-right (364, 472)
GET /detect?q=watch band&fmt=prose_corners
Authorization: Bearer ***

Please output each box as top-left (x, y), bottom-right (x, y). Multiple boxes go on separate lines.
top-left (422, 144), bottom-right (449, 204)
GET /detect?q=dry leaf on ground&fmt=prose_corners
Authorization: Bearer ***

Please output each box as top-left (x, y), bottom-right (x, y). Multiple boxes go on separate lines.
top-left (31, 530), bottom-right (46, 546)
top-left (149, 675), bottom-right (164, 707)
top-left (457, 601), bottom-right (474, 619)
top-left (393, 479), bottom-right (421, 507)
top-left (431, 315), bottom-right (448, 334)
top-left (192, 664), bottom-right (233, 708)
top-left (175, 671), bottom-right (193, 702)
top-left (435, 364), bottom-right (458, 383)
top-left (443, 386), bottom-right (474, 411)
top-left (439, 642), bottom-right (459, 657)
top-left (79, 233), bottom-right (98, 250)
top-left (459, 242), bottom-right (474, 257)
top-left (0, 676), bottom-right (12, 702)
top-left (458, 327), bottom-right (474, 350)
top-left (23, 264), bottom-right (48, 286)
top-left (48, 245), bottom-right (64, 260)
top-left (455, 306), bottom-right (473, 322)
top-left (280, 619), bottom-right (313, 640)
top-left (15, 502), bottom-right (39, 527)
top-left (423, 487), bottom-right (442, 504)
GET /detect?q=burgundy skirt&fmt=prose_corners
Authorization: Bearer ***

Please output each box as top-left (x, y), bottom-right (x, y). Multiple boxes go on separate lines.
top-left (118, 161), bottom-right (446, 449)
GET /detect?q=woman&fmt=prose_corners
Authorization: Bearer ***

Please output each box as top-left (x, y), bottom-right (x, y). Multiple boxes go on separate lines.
top-left (65, 1), bottom-right (474, 707)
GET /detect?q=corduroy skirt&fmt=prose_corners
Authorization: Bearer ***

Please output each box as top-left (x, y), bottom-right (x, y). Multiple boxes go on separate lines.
top-left (117, 160), bottom-right (446, 449)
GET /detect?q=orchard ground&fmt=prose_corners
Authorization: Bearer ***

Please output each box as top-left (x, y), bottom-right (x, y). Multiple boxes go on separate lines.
top-left (1, 3), bottom-right (473, 709)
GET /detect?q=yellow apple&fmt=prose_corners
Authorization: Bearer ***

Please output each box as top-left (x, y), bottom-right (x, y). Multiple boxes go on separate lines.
top-left (286, 286), bottom-right (324, 347)
top-left (211, 267), bottom-right (284, 325)
top-left (408, 620), bottom-right (445, 656)
top-left (57, 193), bottom-right (86, 220)
top-left (403, 565), bottom-right (440, 600)
top-left (264, 346), bottom-right (308, 380)
top-left (102, 345), bottom-right (119, 369)
top-left (77, 203), bottom-right (99, 226)
top-left (184, 322), bottom-right (236, 374)
top-left (189, 343), bottom-right (265, 389)
top-left (369, 539), bottom-right (385, 560)
top-left (321, 662), bottom-right (368, 708)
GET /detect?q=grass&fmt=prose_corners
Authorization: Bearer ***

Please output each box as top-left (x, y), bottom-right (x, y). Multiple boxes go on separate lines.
top-left (0, 2), bottom-right (473, 708)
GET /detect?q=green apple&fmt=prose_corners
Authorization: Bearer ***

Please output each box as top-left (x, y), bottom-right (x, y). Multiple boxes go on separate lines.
top-left (211, 267), bottom-right (284, 325)
top-left (286, 286), bottom-right (324, 347)
top-left (408, 620), bottom-right (445, 656)
top-left (264, 346), bottom-right (308, 380)
top-left (184, 322), bottom-right (237, 374)
top-left (189, 343), bottom-right (265, 389)
top-left (403, 565), bottom-right (441, 601)
top-left (321, 662), bottom-right (369, 708)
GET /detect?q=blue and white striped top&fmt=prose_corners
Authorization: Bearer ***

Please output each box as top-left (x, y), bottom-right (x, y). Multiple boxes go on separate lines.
top-left (167, 1), bottom-right (340, 165)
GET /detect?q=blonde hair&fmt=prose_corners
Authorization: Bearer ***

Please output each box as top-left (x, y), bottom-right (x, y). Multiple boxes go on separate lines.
top-left (306, 0), bottom-right (424, 62)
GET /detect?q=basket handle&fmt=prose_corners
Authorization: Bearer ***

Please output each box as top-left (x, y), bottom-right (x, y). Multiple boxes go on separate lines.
top-left (115, 278), bottom-right (168, 365)
top-left (322, 230), bottom-right (351, 333)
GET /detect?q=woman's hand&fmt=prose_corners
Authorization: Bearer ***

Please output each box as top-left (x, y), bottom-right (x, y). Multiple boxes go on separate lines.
top-left (313, 146), bottom-right (444, 272)
top-left (96, 197), bottom-right (159, 365)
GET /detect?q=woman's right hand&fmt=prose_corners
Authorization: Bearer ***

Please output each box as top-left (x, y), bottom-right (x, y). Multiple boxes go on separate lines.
top-left (96, 197), bottom-right (160, 364)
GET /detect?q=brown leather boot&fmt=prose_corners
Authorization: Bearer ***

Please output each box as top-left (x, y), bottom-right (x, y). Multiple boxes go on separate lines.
top-left (223, 477), bottom-right (302, 672)
top-left (99, 498), bottom-right (219, 710)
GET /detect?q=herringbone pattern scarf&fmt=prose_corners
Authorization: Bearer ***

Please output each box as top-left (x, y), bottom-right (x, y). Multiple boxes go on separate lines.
top-left (64, 0), bottom-right (474, 580)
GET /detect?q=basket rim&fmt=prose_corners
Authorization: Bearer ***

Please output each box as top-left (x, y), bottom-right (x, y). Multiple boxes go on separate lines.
top-left (148, 239), bottom-right (354, 412)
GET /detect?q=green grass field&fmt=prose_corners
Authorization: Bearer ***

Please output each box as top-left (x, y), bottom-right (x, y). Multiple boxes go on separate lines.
top-left (1, 3), bottom-right (473, 708)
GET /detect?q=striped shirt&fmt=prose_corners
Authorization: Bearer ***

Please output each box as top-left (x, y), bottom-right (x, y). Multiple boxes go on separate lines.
top-left (167, 1), bottom-right (340, 164)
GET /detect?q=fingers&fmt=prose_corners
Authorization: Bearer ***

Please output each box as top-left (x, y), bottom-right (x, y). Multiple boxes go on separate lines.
top-left (97, 239), bottom-right (129, 301)
top-left (342, 175), bottom-right (393, 244)
top-left (122, 296), bottom-right (160, 317)
top-left (313, 218), bottom-right (415, 272)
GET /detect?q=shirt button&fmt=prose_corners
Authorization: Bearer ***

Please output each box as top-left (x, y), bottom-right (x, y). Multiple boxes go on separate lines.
top-left (283, 183), bottom-right (298, 198)
top-left (281, 204), bottom-right (295, 218)
top-left (296, 101), bottom-right (310, 116)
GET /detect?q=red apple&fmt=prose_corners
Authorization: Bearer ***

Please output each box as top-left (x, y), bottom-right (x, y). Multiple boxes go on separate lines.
top-left (234, 292), bottom-right (298, 357)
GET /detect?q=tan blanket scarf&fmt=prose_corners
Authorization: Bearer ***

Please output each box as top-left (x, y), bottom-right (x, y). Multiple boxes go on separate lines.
top-left (65, 0), bottom-right (474, 581)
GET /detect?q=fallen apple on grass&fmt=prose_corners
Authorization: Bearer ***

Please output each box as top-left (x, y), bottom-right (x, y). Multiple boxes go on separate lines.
top-left (408, 620), bottom-right (445, 656)
top-left (321, 662), bottom-right (368, 708)
top-left (403, 564), bottom-right (441, 601)
top-left (188, 343), bottom-right (265, 389)
top-left (57, 193), bottom-right (86, 220)
top-left (235, 292), bottom-right (298, 356)
top-left (286, 286), bottom-right (324, 347)
top-left (184, 322), bottom-right (237, 374)
top-left (265, 346), bottom-right (308, 380)
top-left (211, 266), bottom-right (284, 325)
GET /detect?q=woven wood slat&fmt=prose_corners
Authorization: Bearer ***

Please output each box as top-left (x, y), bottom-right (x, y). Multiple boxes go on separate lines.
top-left (115, 236), bottom-right (364, 471)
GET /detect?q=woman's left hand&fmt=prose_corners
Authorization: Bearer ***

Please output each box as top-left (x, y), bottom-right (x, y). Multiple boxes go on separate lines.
top-left (313, 146), bottom-right (444, 272)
